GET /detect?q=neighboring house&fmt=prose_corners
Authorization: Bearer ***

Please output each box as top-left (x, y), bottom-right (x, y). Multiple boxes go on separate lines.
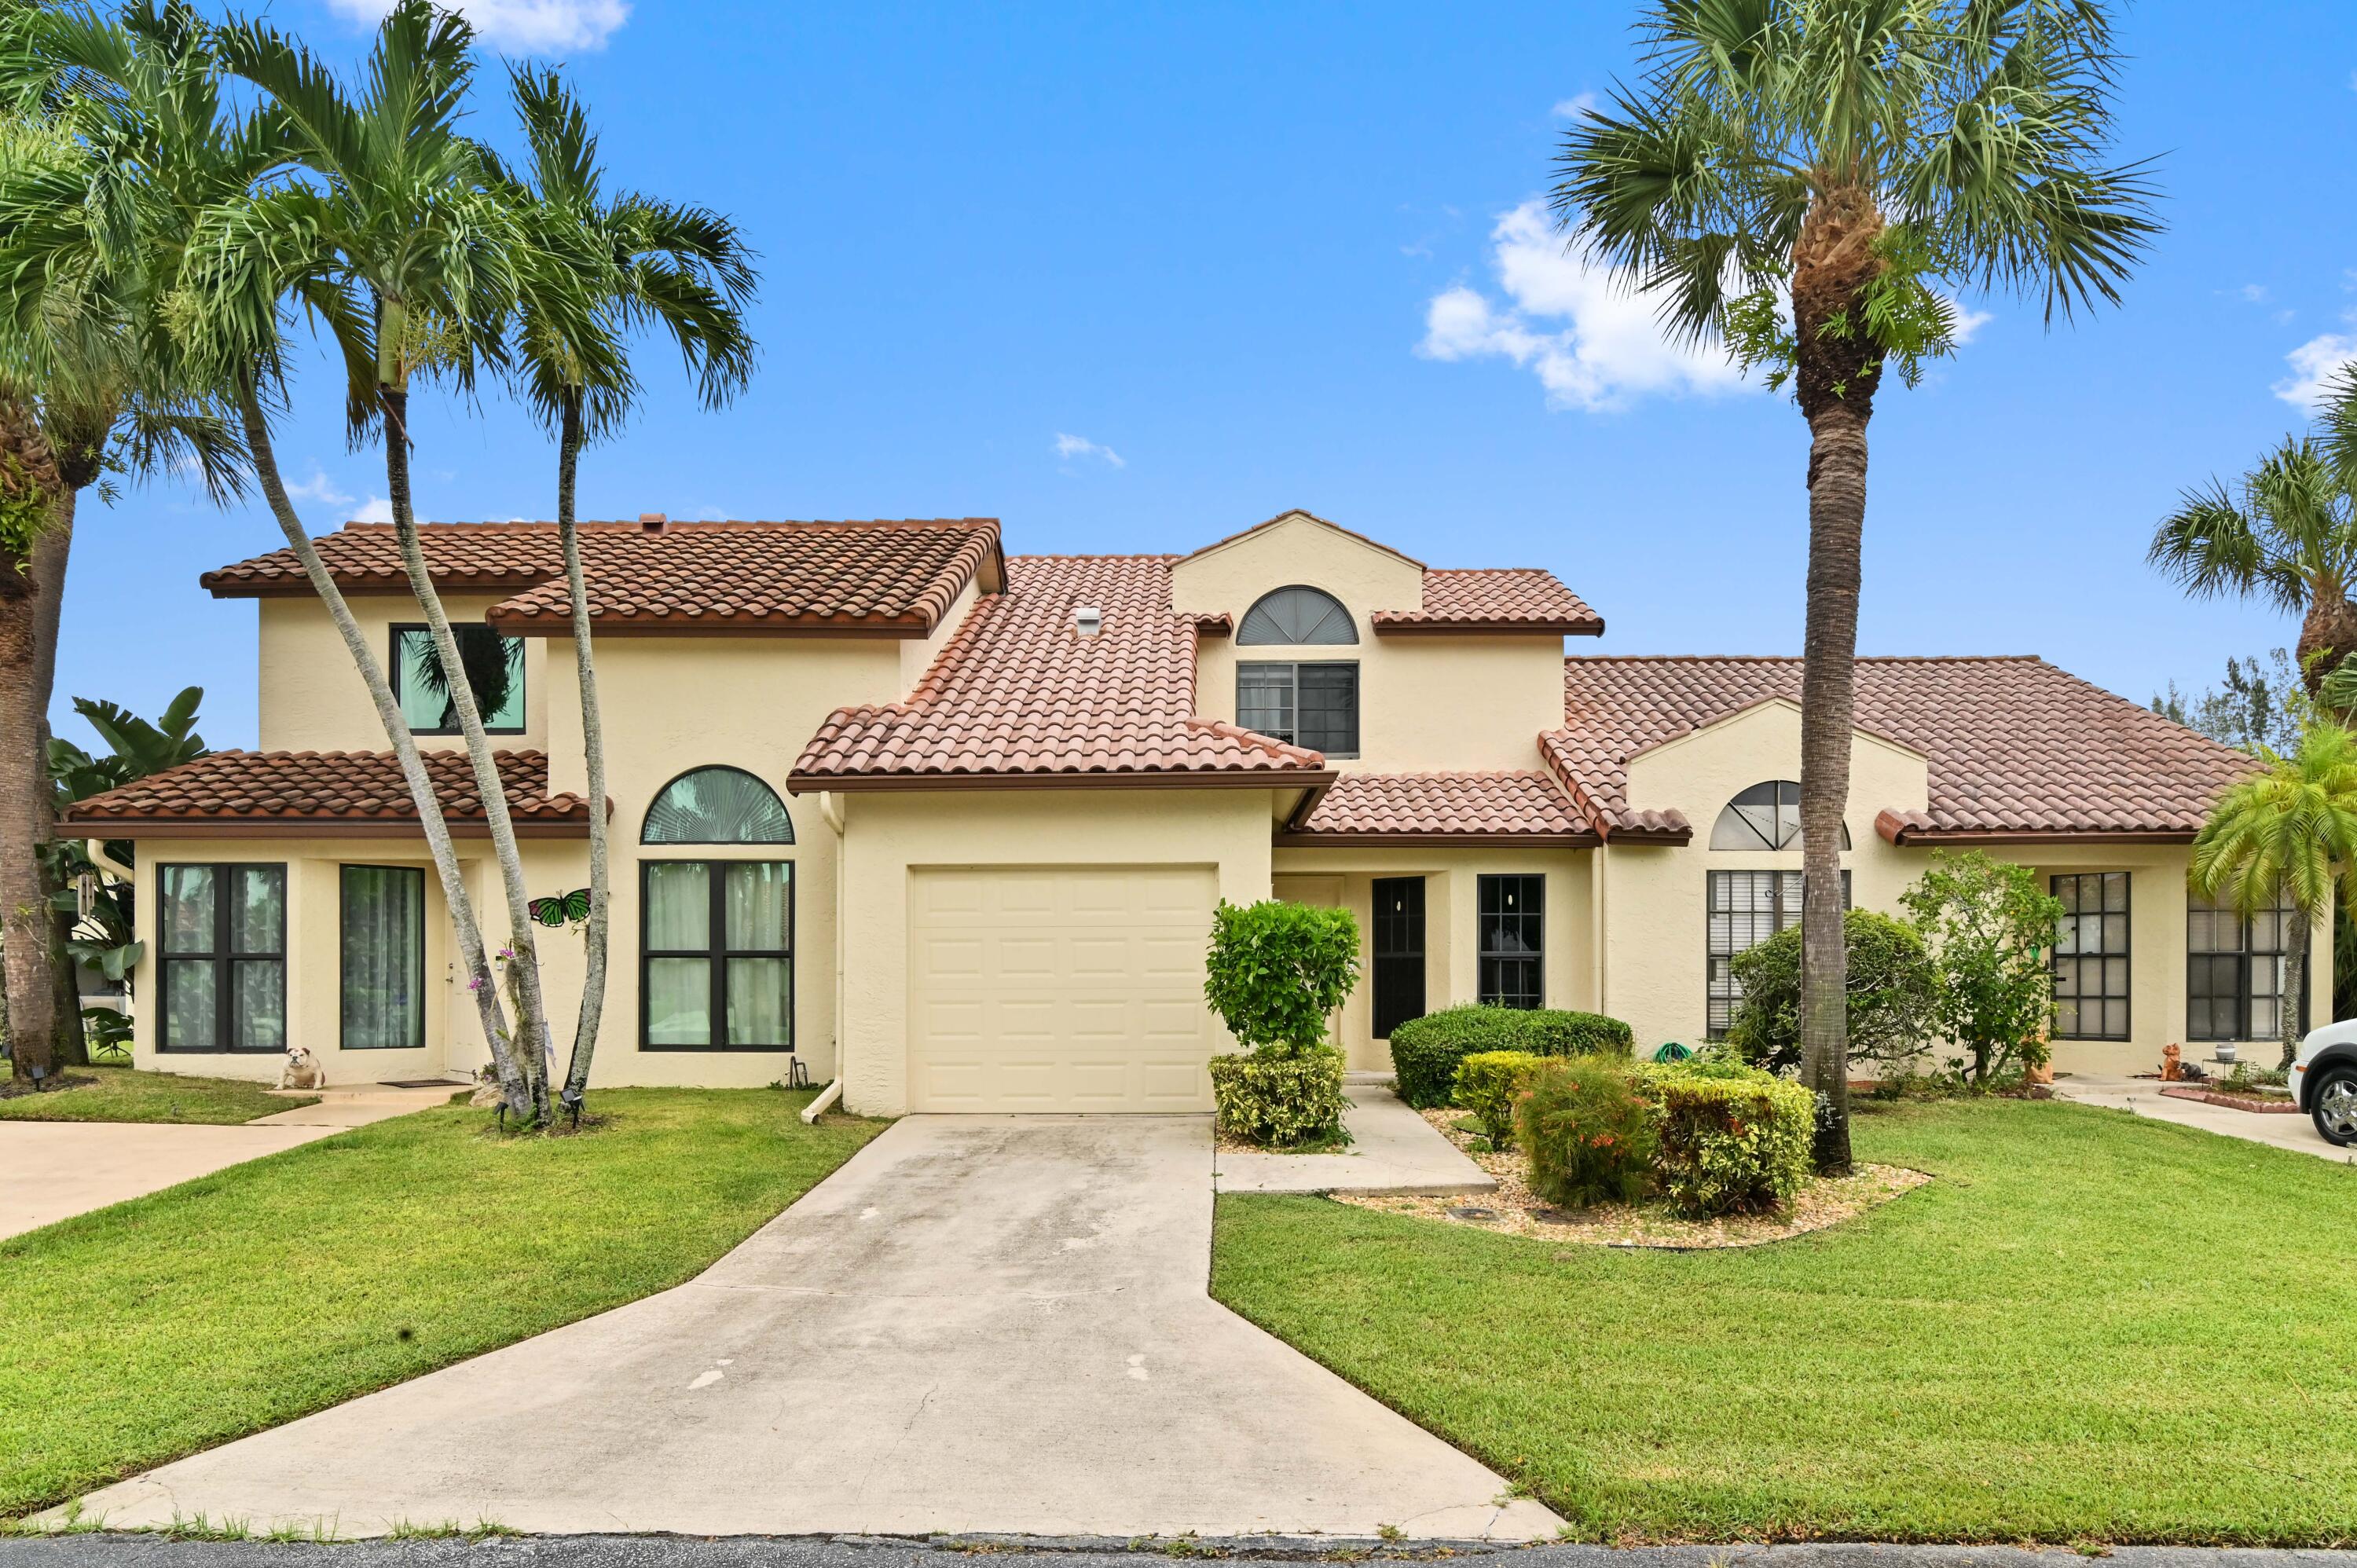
top-left (65, 509), bottom-right (2308, 1112)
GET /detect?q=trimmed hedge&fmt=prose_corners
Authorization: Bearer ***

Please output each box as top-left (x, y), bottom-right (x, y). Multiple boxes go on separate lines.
top-left (1639, 1067), bottom-right (1813, 1217)
top-left (1209, 1046), bottom-right (1347, 1148)
top-left (1452, 1050), bottom-right (1544, 1149)
top-left (1516, 1057), bottom-right (1656, 1209)
top-left (1389, 1006), bottom-right (1634, 1108)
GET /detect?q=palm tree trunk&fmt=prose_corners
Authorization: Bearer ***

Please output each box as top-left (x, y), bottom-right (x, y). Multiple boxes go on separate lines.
top-left (2282, 906), bottom-right (2311, 1073)
top-left (234, 380), bottom-right (530, 1115)
top-left (555, 394), bottom-right (610, 1112)
top-left (30, 492), bottom-right (87, 1068)
top-left (379, 384), bottom-right (556, 1124)
top-left (0, 581), bottom-right (53, 1084)
top-left (2298, 585), bottom-right (2357, 719)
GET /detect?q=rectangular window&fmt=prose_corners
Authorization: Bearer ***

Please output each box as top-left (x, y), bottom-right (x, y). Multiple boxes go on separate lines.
top-left (1705, 870), bottom-right (1852, 1039)
top-left (1237, 661), bottom-right (1358, 757)
top-left (1477, 874), bottom-right (1544, 1009)
top-left (158, 863), bottom-right (286, 1053)
top-left (641, 860), bottom-right (794, 1050)
top-left (1371, 876), bottom-right (1426, 1039)
top-left (391, 623), bottom-right (526, 735)
top-left (341, 865), bottom-right (426, 1050)
top-left (2187, 894), bottom-right (2310, 1042)
top-left (2052, 872), bottom-right (2131, 1041)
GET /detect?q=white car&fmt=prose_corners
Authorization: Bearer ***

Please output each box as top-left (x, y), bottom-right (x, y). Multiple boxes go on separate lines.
top-left (2293, 1020), bottom-right (2357, 1146)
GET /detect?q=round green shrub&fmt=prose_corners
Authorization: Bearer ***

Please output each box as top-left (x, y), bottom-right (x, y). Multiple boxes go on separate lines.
top-left (1514, 1056), bottom-right (1656, 1209)
top-left (1388, 1005), bottom-right (1634, 1108)
top-left (1208, 1045), bottom-right (1347, 1147)
top-left (1452, 1050), bottom-right (1544, 1149)
top-left (1724, 908), bottom-right (1934, 1075)
top-left (1201, 899), bottom-right (1361, 1054)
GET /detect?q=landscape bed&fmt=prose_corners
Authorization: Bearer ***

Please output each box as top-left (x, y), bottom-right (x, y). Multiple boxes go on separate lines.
top-left (1212, 1097), bottom-right (2357, 1544)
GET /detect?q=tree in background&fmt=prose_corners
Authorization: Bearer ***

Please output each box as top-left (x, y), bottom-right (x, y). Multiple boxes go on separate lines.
top-left (1725, 908), bottom-right (1934, 1079)
top-left (2190, 723), bottom-right (2357, 1072)
top-left (497, 65), bottom-right (757, 1112)
top-left (2152, 650), bottom-right (2307, 756)
top-left (1554, 0), bottom-right (2155, 1171)
top-left (1899, 852), bottom-right (2065, 1086)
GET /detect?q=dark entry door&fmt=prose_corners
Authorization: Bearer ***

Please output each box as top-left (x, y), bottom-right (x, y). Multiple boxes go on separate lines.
top-left (1371, 877), bottom-right (1426, 1040)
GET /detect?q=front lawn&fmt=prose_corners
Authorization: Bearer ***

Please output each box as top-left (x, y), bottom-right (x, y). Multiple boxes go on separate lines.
top-left (1212, 1097), bottom-right (2357, 1545)
top-left (0, 1088), bottom-right (885, 1518)
top-left (0, 1064), bottom-right (311, 1125)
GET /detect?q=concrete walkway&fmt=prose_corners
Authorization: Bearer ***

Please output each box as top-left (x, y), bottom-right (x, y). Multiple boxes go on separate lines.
top-left (2052, 1072), bottom-right (2357, 1164)
top-left (69, 1116), bottom-right (1560, 1542)
top-left (0, 1082), bottom-right (464, 1240)
top-left (1215, 1083), bottom-right (1494, 1195)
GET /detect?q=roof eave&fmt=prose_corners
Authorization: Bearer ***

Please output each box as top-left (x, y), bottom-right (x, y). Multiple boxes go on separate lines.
top-left (1274, 828), bottom-right (1600, 848)
top-left (786, 767), bottom-right (1339, 797)
top-left (1373, 617), bottom-right (1606, 638)
top-left (59, 815), bottom-right (592, 839)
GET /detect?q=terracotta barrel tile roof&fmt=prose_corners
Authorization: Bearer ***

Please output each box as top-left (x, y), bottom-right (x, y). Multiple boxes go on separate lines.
top-left (790, 555), bottom-right (1331, 789)
top-left (1372, 568), bottom-right (1604, 636)
top-left (1282, 771), bottom-right (1596, 844)
top-left (63, 749), bottom-right (592, 836)
top-left (1550, 656), bottom-right (2256, 842)
top-left (203, 518), bottom-right (1003, 636)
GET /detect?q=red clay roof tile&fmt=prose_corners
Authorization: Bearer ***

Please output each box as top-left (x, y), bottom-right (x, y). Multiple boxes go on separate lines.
top-left (1283, 771), bottom-right (1596, 842)
top-left (1371, 568), bottom-right (1604, 636)
top-left (63, 749), bottom-right (592, 835)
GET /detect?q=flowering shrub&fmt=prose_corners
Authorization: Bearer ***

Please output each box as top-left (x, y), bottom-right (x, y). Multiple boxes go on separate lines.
top-left (1515, 1057), bottom-right (1656, 1209)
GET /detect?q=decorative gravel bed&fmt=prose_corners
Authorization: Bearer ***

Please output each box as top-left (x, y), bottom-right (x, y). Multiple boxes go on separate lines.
top-left (1330, 1105), bottom-right (1930, 1249)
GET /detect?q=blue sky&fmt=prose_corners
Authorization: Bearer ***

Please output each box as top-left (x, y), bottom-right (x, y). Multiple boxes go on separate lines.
top-left (56, 0), bottom-right (2357, 750)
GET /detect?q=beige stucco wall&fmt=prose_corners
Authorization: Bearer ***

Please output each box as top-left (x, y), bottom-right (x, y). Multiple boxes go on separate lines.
top-left (834, 787), bottom-right (1277, 1116)
top-left (1272, 846), bottom-right (1592, 1070)
top-left (1170, 513), bottom-right (1564, 771)
top-left (258, 595), bottom-right (550, 753)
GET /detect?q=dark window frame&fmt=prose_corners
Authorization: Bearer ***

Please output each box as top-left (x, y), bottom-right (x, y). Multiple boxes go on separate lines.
top-left (2187, 894), bottom-right (2311, 1043)
top-left (389, 621), bottom-right (526, 737)
top-left (2051, 872), bottom-right (2132, 1042)
top-left (156, 862), bottom-right (287, 1054)
top-left (339, 863), bottom-right (427, 1052)
top-left (1237, 584), bottom-right (1358, 646)
top-left (1477, 874), bottom-right (1545, 1009)
top-left (1371, 876), bottom-right (1427, 1039)
top-left (1705, 868), bottom-right (1852, 1040)
top-left (1236, 660), bottom-right (1360, 758)
top-left (639, 859), bottom-right (797, 1053)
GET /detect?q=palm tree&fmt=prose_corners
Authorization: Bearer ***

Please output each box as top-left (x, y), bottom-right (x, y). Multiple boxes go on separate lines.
top-left (2150, 434), bottom-right (2357, 705)
top-left (1554, 0), bottom-right (2157, 1171)
top-left (497, 65), bottom-right (757, 1108)
top-left (2190, 722), bottom-right (2357, 1071)
top-left (0, 3), bottom-right (249, 1082)
top-left (200, 0), bottom-right (606, 1119)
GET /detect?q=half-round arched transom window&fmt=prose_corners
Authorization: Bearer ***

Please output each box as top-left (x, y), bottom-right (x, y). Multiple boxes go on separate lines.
top-left (1709, 780), bottom-right (1850, 851)
top-left (641, 767), bottom-right (796, 845)
top-left (1237, 584), bottom-right (1357, 645)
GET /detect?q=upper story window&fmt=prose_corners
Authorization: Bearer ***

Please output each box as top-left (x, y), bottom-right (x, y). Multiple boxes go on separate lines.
top-left (1709, 780), bottom-right (1852, 851)
top-left (643, 766), bottom-right (797, 844)
top-left (1238, 584), bottom-right (1357, 645)
top-left (392, 624), bottom-right (525, 735)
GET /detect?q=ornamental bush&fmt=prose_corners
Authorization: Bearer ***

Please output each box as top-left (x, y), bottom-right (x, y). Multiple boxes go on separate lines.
top-left (1724, 908), bottom-right (1936, 1075)
top-left (1208, 1045), bottom-right (1347, 1148)
top-left (1514, 1057), bottom-right (1657, 1209)
top-left (1641, 1067), bottom-right (1814, 1217)
top-left (1452, 1050), bottom-right (1544, 1149)
top-left (1388, 1006), bottom-right (1634, 1108)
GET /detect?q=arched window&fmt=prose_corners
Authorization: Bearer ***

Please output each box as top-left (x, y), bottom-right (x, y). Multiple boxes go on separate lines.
top-left (1709, 780), bottom-right (1850, 851)
top-left (641, 767), bottom-right (796, 845)
top-left (1238, 584), bottom-right (1357, 645)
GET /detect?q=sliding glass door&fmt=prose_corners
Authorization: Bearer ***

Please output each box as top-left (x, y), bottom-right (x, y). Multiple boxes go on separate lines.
top-left (342, 865), bottom-right (426, 1050)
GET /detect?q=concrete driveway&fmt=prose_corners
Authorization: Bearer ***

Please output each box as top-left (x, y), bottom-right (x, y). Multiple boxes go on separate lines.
top-left (72, 1116), bottom-right (1560, 1542)
top-left (2053, 1073), bottom-right (2357, 1163)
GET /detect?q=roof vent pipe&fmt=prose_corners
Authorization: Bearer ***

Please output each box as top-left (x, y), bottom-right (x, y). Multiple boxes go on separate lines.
top-left (640, 512), bottom-right (668, 533)
top-left (1073, 605), bottom-right (1103, 638)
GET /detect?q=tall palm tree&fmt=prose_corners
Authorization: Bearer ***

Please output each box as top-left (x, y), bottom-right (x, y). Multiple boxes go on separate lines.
top-left (2150, 433), bottom-right (2357, 705)
top-left (498, 65), bottom-right (757, 1108)
top-left (0, 4), bottom-right (248, 1082)
top-left (199, 0), bottom-right (605, 1119)
top-left (2190, 722), bottom-right (2357, 1071)
top-left (1554, 0), bottom-right (2156, 1171)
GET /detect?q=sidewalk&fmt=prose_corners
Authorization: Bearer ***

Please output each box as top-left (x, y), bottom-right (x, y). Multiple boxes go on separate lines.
top-left (1213, 1083), bottom-right (1494, 1196)
top-left (2052, 1072), bottom-right (2356, 1164)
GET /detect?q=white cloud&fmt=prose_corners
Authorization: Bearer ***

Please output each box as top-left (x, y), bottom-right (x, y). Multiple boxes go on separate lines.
top-left (1948, 302), bottom-right (1992, 344)
top-left (326, 0), bottom-right (628, 51)
top-left (1551, 92), bottom-right (1599, 120)
top-left (2277, 328), bottom-right (2357, 412)
top-left (355, 494), bottom-right (395, 523)
top-left (1418, 200), bottom-right (1754, 412)
top-left (282, 467), bottom-right (356, 509)
top-left (1053, 432), bottom-right (1125, 469)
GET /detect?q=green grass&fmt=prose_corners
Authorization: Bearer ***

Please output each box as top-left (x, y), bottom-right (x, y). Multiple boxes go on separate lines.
top-left (0, 1064), bottom-right (315, 1124)
top-left (0, 1087), bottom-right (885, 1518)
top-left (1211, 1097), bottom-right (2357, 1545)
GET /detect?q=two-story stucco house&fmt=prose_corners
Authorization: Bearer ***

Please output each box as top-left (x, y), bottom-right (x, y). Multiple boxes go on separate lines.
top-left (65, 508), bottom-right (2313, 1114)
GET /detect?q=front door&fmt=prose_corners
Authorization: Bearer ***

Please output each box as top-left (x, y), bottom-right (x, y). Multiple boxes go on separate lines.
top-left (1372, 876), bottom-right (1426, 1040)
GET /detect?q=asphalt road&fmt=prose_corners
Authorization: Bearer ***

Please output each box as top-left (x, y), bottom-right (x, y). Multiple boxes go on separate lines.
top-left (5, 1537), bottom-right (2357, 1568)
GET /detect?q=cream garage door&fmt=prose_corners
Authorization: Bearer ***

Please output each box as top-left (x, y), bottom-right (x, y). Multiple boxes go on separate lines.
top-left (909, 866), bottom-right (1218, 1112)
